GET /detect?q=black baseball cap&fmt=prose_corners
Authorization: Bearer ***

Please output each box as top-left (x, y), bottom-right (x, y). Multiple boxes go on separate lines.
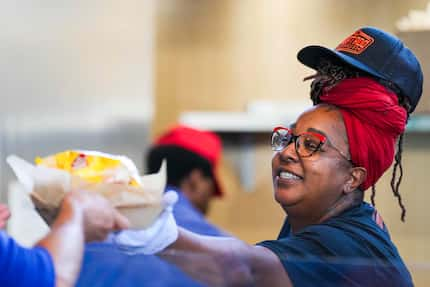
top-left (297, 27), bottom-right (423, 112)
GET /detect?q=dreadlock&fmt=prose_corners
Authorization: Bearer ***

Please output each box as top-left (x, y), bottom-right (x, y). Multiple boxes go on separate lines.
top-left (390, 133), bottom-right (407, 221)
top-left (306, 58), bottom-right (410, 221)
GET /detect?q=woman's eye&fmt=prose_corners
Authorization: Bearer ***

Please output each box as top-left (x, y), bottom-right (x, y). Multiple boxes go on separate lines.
top-left (303, 138), bottom-right (318, 149)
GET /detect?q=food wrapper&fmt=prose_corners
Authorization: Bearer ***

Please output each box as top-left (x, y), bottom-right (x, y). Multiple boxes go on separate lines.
top-left (6, 150), bottom-right (166, 229)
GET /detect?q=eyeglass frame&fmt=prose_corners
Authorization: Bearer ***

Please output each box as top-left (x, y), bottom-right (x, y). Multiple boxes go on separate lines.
top-left (271, 126), bottom-right (353, 164)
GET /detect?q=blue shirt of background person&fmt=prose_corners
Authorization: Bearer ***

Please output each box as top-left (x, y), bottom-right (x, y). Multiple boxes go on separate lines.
top-left (76, 125), bottom-right (227, 287)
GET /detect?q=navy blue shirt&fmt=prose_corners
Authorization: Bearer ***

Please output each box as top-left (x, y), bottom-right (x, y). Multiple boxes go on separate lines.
top-left (258, 202), bottom-right (413, 287)
top-left (0, 231), bottom-right (55, 287)
top-left (76, 188), bottom-right (226, 287)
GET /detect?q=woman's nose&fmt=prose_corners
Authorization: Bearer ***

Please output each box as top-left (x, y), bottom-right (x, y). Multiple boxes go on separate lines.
top-left (278, 141), bottom-right (298, 162)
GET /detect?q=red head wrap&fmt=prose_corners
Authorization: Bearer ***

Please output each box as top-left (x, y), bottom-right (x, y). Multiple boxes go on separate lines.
top-left (319, 77), bottom-right (407, 191)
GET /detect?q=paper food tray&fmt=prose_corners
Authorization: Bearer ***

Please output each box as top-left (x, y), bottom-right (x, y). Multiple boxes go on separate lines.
top-left (7, 152), bottom-right (166, 229)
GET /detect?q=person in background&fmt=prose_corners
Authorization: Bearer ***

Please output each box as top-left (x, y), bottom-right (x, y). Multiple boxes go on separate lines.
top-left (77, 125), bottom-right (226, 287)
top-left (146, 125), bottom-right (225, 226)
top-left (112, 27), bottom-right (421, 287)
top-left (0, 190), bottom-right (129, 287)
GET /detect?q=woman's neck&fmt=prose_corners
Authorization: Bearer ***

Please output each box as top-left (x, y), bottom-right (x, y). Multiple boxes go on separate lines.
top-left (288, 189), bottom-right (363, 234)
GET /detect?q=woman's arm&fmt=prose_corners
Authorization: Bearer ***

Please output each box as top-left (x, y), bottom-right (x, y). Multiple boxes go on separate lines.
top-left (160, 227), bottom-right (292, 287)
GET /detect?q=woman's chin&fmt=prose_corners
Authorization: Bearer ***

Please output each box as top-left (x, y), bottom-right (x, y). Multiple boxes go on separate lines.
top-left (274, 185), bottom-right (302, 207)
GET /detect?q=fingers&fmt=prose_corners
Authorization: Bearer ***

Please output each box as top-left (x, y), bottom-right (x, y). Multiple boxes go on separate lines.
top-left (34, 189), bottom-right (131, 241)
top-left (0, 204), bottom-right (10, 217)
top-left (96, 194), bottom-right (130, 231)
top-left (86, 226), bottom-right (112, 242)
top-left (112, 209), bottom-right (130, 231)
top-left (85, 210), bottom-right (128, 242)
top-left (72, 191), bottom-right (130, 242)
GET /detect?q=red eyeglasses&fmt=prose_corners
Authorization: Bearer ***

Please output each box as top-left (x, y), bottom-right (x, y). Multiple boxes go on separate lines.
top-left (271, 126), bottom-right (352, 162)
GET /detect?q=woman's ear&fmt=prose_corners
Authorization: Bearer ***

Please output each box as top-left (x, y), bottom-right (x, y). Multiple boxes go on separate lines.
top-left (343, 167), bottom-right (367, 194)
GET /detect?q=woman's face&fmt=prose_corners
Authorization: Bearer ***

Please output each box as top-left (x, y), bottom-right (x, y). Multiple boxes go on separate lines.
top-left (272, 104), bottom-right (352, 218)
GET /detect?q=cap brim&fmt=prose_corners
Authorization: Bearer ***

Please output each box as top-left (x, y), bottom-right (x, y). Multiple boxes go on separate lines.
top-left (297, 45), bottom-right (386, 81)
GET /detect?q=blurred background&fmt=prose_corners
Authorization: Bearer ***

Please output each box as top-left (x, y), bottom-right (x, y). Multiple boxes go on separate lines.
top-left (1, 0), bottom-right (430, 285)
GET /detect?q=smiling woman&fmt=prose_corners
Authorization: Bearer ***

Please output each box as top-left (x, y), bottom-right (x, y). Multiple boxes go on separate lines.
top-left (114, 27), bottom-right (422, 287)
top-left (270, 105), bottom-right (365, 227)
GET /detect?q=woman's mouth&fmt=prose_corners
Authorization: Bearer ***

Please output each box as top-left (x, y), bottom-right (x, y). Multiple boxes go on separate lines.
top-left (279, 171), bottom-right (302, 180)
top-left (275, 170), bottom-right (303, 186)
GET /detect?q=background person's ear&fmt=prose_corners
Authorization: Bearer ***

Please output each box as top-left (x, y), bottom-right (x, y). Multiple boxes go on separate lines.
top-left (343, 167), bottom-right (367, 194)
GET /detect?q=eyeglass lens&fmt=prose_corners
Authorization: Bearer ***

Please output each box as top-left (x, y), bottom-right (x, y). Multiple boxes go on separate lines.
top-left (272, 128), bottom-right (322, 157)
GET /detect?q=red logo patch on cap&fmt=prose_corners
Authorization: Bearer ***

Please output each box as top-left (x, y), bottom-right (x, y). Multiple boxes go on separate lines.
top-left (336, 30), bottom-right (374, 54)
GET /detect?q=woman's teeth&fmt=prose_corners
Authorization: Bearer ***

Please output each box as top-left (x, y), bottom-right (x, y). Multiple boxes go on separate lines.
top-left (279, 171), bottom-right (301, 180)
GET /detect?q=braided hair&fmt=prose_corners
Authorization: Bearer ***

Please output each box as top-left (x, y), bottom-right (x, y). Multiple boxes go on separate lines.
top-left (305, 58), bottom-right (410, 221)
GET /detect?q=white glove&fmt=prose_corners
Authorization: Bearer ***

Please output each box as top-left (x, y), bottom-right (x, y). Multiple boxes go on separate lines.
top-left (109, 190), bottom-right (178, 255)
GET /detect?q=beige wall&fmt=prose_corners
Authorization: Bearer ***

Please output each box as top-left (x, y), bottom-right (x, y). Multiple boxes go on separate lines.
top-left (154, 0), bottom-right (429, 135)
top-left (154, 1), bottom-right (430, 285)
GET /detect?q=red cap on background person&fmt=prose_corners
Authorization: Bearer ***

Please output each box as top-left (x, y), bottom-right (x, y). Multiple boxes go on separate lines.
top-left (150, 125), bottom-right (223, 197)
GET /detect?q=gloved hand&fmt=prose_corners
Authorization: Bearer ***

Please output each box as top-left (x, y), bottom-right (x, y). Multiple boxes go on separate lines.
top-left (109, 190), bottom-right (178, 255)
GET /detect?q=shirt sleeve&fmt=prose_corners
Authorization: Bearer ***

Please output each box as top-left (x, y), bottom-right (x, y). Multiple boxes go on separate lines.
top-left (0, 231), bottom-right (55, 287)
top-left (257, 225), bottom-right (409, 287)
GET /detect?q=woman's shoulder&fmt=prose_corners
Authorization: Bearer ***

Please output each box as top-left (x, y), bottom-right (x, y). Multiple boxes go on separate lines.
top-left (321, 202), bottom-right (389, 240)
top-left (307, 203), bottom-right (389, 241)
top-left (258, 203), bottom-right (412, 287)
top-left (269, 203), bottom-right (395, 258)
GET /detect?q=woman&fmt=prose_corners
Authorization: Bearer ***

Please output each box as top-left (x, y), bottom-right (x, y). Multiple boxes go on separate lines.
top-left (114, 27), bottom-right (421, 287)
